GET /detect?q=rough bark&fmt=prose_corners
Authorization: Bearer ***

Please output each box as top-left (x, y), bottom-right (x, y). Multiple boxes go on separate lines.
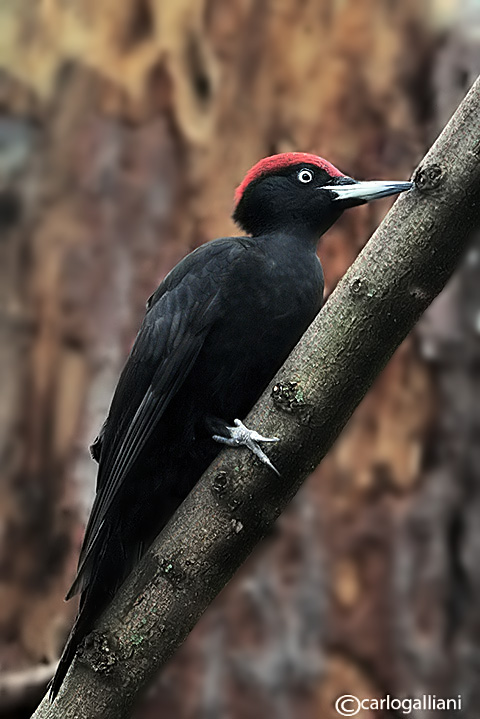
top-left (31, 76), bottom-right (480, 719)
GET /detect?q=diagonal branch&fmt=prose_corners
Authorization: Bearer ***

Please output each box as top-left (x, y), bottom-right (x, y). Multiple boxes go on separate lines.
top-left (32, 76), bottom-right (480, 719)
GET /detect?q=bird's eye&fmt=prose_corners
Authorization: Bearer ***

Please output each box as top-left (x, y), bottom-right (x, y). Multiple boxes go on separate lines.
top-left (297, 168), bottom-right (314, 184)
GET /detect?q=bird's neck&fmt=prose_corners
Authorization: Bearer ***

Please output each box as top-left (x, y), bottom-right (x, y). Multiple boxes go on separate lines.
top-left (253, 227), bottom-right (322, 252)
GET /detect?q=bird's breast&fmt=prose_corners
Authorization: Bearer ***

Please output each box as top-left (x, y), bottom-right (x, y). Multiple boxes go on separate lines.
top-left (187, 250), bottom-right (323, 421)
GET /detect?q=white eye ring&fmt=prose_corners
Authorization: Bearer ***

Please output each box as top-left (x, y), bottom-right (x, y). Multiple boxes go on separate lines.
top-left (297, 168), bottom-right (314, 184)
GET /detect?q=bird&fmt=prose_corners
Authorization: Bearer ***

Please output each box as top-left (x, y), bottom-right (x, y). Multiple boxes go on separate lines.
top-left (50, 152), bottom-right (412, 698)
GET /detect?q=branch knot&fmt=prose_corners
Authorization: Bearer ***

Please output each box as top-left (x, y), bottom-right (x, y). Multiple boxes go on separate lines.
top-left (413, 162), bottom-right (443, 191)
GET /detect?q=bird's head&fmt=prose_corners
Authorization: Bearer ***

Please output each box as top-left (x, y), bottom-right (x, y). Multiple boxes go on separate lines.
top-left (233, 152), bottom-right (413, 238)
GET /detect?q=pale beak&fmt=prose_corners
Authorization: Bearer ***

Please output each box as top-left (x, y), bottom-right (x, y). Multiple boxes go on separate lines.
top-left (320, 180), bottom-right (414, 202)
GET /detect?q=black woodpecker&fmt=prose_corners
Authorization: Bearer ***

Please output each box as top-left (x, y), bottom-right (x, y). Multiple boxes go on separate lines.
top-left (50, 152), bottom-right (412, 698)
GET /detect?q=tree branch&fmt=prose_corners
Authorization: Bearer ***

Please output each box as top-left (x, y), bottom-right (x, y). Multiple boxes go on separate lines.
top-left (32, 77), bottom-right (480, 719)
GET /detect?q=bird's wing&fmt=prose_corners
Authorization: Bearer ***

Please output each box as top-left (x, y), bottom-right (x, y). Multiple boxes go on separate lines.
top-left (67, 239), bottom-right (244, 599)
top-left (89, 420), bottom-right (106, 463)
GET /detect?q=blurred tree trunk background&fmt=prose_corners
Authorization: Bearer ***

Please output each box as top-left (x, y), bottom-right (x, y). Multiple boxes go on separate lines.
top-left (0, 1), bottom-right (479, 717)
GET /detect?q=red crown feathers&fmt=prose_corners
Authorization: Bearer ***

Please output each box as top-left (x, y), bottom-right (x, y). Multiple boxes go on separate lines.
top-left (234, 152), bottom-right (345, 205)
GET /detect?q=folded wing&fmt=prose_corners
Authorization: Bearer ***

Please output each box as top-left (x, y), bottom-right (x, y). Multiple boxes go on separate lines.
top-left (67, 239), bottom-right (242, 599)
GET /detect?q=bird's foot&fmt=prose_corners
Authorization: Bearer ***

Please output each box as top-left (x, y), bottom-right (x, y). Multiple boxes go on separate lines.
top-left (213, 419), bottom-right (280, 476)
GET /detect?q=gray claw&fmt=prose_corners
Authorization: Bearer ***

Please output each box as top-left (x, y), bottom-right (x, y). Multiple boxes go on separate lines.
top-left (213, 419), bottom-right (280, 476)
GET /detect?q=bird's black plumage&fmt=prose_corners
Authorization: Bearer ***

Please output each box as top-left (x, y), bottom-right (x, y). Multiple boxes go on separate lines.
top-left (51, 153), bottom-right (412, 698)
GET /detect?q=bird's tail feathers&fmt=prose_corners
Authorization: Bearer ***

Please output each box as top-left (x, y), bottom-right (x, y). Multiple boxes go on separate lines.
top-left (49, 618), bottom-right (87, 701)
